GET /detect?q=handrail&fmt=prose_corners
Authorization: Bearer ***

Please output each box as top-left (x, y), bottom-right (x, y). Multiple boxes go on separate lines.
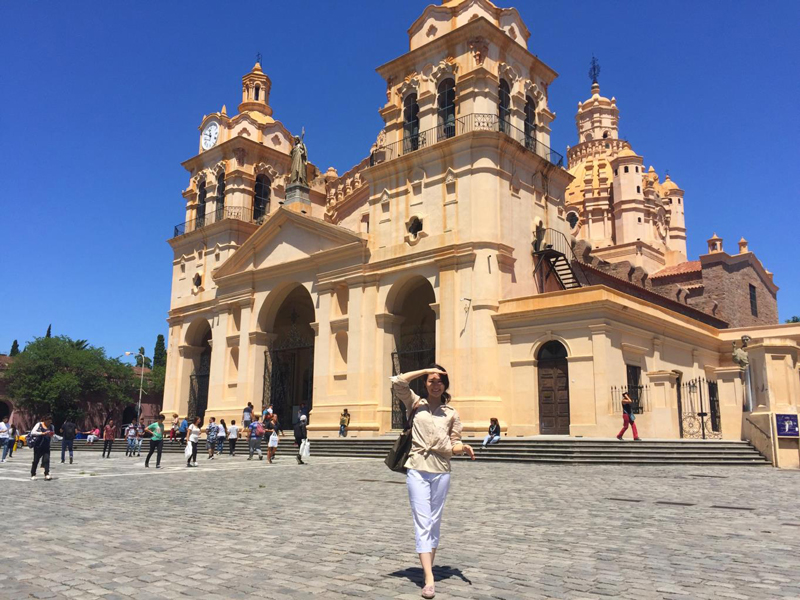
top-left (372, 113), bottom-right (564, 168)
top-left (172, 205), bottom-right (262, 238)
top-left (532, 228), bottom-right (587, 283)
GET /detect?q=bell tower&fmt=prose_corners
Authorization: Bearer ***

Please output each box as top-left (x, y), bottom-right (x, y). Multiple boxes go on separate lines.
top-left (238, 61), bottom-right (272, 116)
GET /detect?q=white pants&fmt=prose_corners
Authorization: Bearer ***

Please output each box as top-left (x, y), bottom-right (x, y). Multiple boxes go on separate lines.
top-left (406, 468), bottom-right (451, 554)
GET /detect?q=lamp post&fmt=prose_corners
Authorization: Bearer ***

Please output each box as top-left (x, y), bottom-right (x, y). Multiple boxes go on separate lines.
top-left (125, 351), bottom-right (147, 421)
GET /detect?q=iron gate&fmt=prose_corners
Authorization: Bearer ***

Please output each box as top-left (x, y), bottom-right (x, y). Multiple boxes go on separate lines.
top-left (390, 338), bottom-right (435, 430)
top-left (263, 323), bottom-right (314, 429)
top-left (677, 377), bottom-right (721, 439)
top-left (188, 350), bottom-right (211, 421)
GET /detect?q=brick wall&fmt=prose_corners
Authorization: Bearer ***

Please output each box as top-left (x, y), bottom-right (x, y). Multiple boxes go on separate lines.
top-left (698, 260), bottom-right (778, 327)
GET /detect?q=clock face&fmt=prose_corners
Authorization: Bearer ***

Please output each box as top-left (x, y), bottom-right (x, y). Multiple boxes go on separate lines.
top-left (201, 122), bottom-right (219, 150)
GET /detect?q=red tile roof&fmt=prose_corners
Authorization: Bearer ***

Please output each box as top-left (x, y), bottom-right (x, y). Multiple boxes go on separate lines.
top-left (651, 260), bottom-right (702, 279)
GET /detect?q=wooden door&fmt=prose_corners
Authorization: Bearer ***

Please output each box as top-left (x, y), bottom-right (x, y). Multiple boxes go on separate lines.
top-left (538, 358), bottom-right (570, 435)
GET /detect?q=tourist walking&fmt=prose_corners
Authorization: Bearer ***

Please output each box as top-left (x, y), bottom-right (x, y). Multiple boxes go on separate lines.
top-left (29, 415), bottom-right (56, 481)
top-left (480, 418), bottom-right (501, 449)
top-left (125, 421), bottom-right (138, 457)
top-left (391, 366), bottom-right (475, 599)
top-left (144, 414), bottom-right (165, 468)
top-left (298, 403), bottom-right (309, 423)
top-left (617, 392), bottom-right (641, 441)
top-left (294, 414), bottom-right (308, 464)
top-left (135, 418), bottom-right (145, 456)
top-left (186, 417), bottom-right (202, 467)
top-left (178, 416), bottom-right (189, 445)
top-left (266, 414), bottom-right (279, 463)
top-left (6, 422), bottom-right (19, 459)
top-left (0, 416), bottom-right (10, 462)
top-left (102, 420), bottom-right (116, 458)
top-left (242, 402), bottom-right (254, 429)
top-left (205, 416), bottom-right (219, 459)
top-left (170, 413), bottom-right (180, 443)
top-left (248, 416), bottom-right (264, 460)
top-left (339, 409), bottom-right (350, 437)
top-left (216, 419), bottom-right (227, 455)
top-left (227, 420), bottom-right (239, 456)
top-left (59, 418), bottom-right (78, 464)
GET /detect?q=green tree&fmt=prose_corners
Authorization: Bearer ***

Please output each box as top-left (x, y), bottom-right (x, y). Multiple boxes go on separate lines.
top-left (135, 346), bottom-right (152, 369)
top-left (9, 340), bottom-right (20, 356)
top-left (45, 325), bottom-right (52, 338)
top-left (6, 336), bottom-right (136, 425)
top-left (153, 334), bottom-right (167, 368)
top-left (786, 316), bottom-right (800, 324)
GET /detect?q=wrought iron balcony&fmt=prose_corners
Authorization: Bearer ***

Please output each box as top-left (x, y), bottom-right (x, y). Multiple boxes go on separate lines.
top-left (172, 205), bottom-right (266, 238)
top-left (371, 113), bottom-right (564, 168)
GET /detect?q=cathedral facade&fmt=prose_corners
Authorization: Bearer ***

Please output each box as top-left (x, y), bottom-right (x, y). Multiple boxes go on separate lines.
top-left (161, 0), bottom-right (800, 465)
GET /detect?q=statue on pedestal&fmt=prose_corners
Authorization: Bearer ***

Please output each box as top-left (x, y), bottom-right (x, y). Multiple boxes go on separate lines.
top-left (290, 130), bottom-right (308, 187)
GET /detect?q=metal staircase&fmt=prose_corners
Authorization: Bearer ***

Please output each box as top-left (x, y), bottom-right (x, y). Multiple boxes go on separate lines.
top-left (532, 228), bottom-right (586, 291)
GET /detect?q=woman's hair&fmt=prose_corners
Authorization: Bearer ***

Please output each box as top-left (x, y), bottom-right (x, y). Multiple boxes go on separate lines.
top-left (193, 416), bottom-right (201, 424)
top-left (622, 392), bottom-right (631, 399)
top-left (490, 417), bottom-right (498, 424)
top-left (424, 363), bottom-right (451, 403)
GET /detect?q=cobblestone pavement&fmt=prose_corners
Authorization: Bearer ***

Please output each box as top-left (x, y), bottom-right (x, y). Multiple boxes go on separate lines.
top-left (2, 449), bottom-right (800, 600)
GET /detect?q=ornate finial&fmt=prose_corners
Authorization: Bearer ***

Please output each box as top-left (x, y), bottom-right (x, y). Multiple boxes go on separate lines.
top-left (256, 52), bottom-right (262, 65)
top-left (588, 55), bottom-right (601, 85)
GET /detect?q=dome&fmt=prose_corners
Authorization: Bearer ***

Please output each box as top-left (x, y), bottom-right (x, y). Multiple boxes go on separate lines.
top-left (661, 175), bottom-right (679, 191)
top-left (617, 146), bottom-right (637, 158)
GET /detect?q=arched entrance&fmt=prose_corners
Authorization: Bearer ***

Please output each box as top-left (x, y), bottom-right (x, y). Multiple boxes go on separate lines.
top-left (122, 405), bottom-right (138, 427)
top-left (186, 321), bottom-right (212, 422)
top-left (0, 400), bottom-right (11, 422)
top-left (537, 341), bottom-right (570, 435)
top-left (263, 285), bottom-right (315, 429)
top-left (389, 277), bottom-right (436, 429)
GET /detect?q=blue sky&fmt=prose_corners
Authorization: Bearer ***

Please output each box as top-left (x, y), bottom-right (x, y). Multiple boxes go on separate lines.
top-left (2, 1), bottom-right (799, 361)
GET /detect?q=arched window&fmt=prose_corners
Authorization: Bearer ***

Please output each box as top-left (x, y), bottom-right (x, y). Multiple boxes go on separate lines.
top-left (215, 171), bottom-right (226, 220)
top-left (196, 178), bottom-right (207, 228)
top-left (498, 79), bottom-right (511, 134)
top-left (403, 93), bottom-right (420, 153)
top-left (254, 85), bottom-right (260, 101)
top-left (254, 174), bottom-right (270, 222)
top-left (437, 78), bottom-right (456, 141)
top-left (524, 95), bottom-right (536, 151)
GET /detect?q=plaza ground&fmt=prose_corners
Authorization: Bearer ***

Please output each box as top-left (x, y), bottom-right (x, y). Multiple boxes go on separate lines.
top-left (2, 450), bottom-right (799, 599)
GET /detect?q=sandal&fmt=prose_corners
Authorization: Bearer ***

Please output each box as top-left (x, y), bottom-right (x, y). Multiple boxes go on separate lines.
top-left (421, 584), bottom-right (435, 599)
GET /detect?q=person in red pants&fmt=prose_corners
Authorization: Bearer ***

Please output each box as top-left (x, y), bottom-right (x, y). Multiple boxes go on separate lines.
top-left (617, 392), bottom-right (642, 440)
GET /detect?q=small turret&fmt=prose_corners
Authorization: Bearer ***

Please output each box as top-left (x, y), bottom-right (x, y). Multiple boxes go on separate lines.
top-left (238, 62), bottom-right (273, 116)
top-left (707, 233), bottom-right (723, 254)
top-left (738, 237), bottom-right (749, 254)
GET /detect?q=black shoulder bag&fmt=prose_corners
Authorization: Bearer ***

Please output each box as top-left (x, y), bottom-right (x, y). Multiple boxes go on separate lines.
top-left (384, 405), bottom-right (418, 473)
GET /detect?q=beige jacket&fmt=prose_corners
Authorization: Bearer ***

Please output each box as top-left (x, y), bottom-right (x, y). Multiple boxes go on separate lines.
top-left (391, 375), bottom-right (463, 473)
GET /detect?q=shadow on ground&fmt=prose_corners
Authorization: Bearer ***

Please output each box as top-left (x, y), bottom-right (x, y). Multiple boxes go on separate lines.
top-left (389, 565), bottom-right (473, 588)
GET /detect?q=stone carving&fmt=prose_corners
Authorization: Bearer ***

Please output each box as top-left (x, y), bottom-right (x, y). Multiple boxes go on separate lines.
top-left (499, 62), bottom-right (519, 86)
top-left (468, 37), bottom-right (489, 65)
top-left (426, 24), bottom-right (437, 38)
top-left (430, 58), bottom-right (458, 84)
top-left (233, 147), bottom-right (246, 166)
top-left (271, 134), bottom-right (281, 146)
top-left (397, 75), bottom-right (420, 99)
top-left (732, 342), bottom-right (749, 367)
top-left (240, 127), bottom-right (252, 138)
top-left (445, 168), bottom-right (456, 185)
top-left (255, 162), bottom-right (280, 180)
top-left (385, 77), bottom-right (394, 102)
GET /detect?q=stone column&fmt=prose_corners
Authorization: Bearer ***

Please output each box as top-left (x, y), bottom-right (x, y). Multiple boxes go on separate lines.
top-left (161, 320), bottom-right (183, 418)
top-left (646, 370), bottom-right (680, 439)
top-left (375, 313), bottom-right (404, 433)
top-left (176, 344), bottom-right (204, 417)
top-left (248, 331), bottom-right (274, 410)
top-left (589, 324), bottom-right (612, 417)
top-left (206, 311), bottom-right (228, 417)
top-left (714, 366), bottom-right (744, 440)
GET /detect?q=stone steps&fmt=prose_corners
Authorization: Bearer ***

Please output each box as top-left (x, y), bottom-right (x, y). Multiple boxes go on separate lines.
top-left (63, 437), bottom-right (769, 465)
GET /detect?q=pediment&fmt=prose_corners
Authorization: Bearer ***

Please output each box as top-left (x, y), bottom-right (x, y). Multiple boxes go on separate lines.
top-left (214, 207), bottom-right (366, 279)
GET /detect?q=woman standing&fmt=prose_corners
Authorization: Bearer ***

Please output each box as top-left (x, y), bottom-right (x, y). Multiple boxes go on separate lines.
top-left (216, 419), bottom-right (227, 455)
top-left (266, 414), bottom-right (280, 463)
top-left (392, 365), bottom-right (475, 599)
top-left (101, 420), bottom-right (116, 458)
top-left (186, 417), bottom-right (202, 467)
top-left (617, 392), bottom-right (641, 441)
top-left (480, 418), bottom-right (501, 449)
top-left (7, 422), bottom-right (18, 458)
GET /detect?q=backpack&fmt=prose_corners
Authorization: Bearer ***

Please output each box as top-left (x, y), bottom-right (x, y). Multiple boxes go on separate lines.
top-left (255, 422), bottom-right (265, 437)
top-left (27, 423), bottom-right (44, 448)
